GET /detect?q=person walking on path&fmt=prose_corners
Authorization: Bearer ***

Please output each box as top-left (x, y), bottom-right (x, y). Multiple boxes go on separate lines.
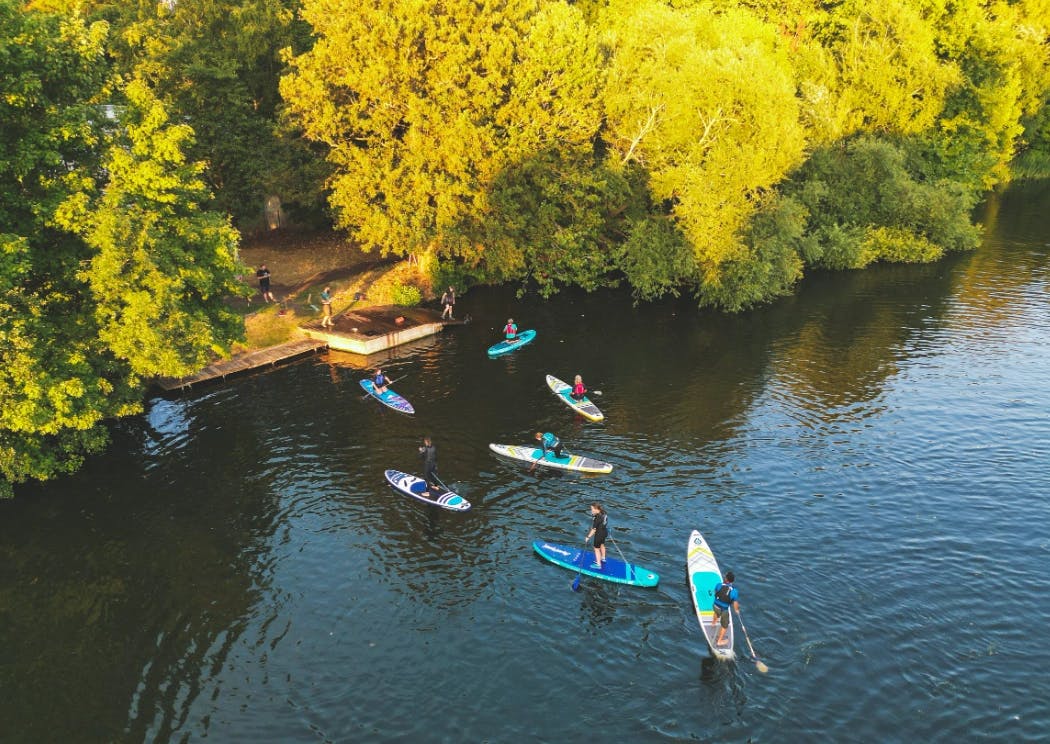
top-left (441, 286), bottom-right (456, 320)
top-left (320, 286), bottom-right (334, 328)
top-left (712, 571), bottom-right (740, 647)
top-left (585, 502), bottom-right (608, 569)
top-left (256, 264), bottom-right (276, 303)
top-left (419, 436), bottom-right (439, 494)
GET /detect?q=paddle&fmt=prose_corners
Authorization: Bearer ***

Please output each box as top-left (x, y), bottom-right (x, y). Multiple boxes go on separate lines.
top-left (572, 539), bottom-right (590, 591)
top-left (735, 609), bottom-right (769, 673)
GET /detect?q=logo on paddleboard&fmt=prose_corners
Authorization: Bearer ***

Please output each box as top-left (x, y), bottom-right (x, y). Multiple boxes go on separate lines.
top-left (543, 544), bottom-right (571, 557)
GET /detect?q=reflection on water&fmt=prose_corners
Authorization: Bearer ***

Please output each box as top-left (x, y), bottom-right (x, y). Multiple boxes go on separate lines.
top-left (2, 182), bottom-right (1050, 741)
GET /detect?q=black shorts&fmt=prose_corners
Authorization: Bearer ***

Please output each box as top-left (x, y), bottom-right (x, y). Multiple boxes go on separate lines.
top-left (593, 531), bottom-right (607, 548)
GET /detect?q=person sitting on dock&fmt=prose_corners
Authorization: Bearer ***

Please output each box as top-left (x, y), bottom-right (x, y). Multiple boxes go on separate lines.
top-left (571, 374), bottom-right (587, 401)
top-left (712, 571), bottom-right (740, 647)
top-left (418, 435), bottom-right (439, 495)
top-left (503, 318), bottom-right (518, 341)
top-left (373, 367), bottom-right (389, 395)
top-left (534, 431), bottom-right (564, 459)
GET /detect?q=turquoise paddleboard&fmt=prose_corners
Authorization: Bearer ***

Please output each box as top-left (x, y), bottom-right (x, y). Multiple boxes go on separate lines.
top-left (533, 540), bottom-right (659, 587)
top-left (487, 329), bottom-right (537, 357)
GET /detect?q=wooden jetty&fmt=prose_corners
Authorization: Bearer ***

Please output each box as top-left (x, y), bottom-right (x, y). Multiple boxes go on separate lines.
top-left (155, 338), bottom-right (327, 391)
top-left (300, 305), bottom-right (467, 355)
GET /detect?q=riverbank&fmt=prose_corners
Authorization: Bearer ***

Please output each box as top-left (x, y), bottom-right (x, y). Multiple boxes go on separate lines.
top-left (235, 230), bottom-right (436, 350)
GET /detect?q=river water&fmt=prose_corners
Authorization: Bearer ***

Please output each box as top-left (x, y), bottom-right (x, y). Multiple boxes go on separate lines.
top-left (3, 182), bottom-right (1050, 743)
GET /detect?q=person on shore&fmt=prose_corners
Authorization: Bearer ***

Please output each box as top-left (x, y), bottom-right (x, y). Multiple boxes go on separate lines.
top-left (585, 502), bottom-right (608, 569)
top-left (320, 286), bottom-right (334, 328)
top-left (441, 286), bottom-right (456, 320)
top-left (256, 264), bottom-right (276, 303)
top-left (712, 571), bottom-right (740, 647)
top-left (571, 374), bottom-right (587, 401)
top-left (503, 318), bottom-right (518, 341)
top-left (419, 436), bottom-right (439, 494)
top-left (534, 431), bottom-right (563, 458)
top-left (373, 367), bottom-right (389, 395)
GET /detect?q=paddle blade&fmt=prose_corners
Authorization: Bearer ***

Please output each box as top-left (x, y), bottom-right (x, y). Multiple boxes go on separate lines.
top-left (755, 659), bottom-right (769, 673)
top-left (571, 575), bottom-right (581, 591)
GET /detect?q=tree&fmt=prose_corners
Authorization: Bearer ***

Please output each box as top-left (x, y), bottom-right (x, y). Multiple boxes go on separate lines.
top-left (1, 3), bottom-right (247, 497)
top-left (601, 0), bottom-right (808, 307)
top-left (0, 2), bottom-right (122, 497)
top-left (62, 79), bottom-right (247, 378)
top-left (281, 0), bottom-right (606, 262)
top-left (89, 0), bottom-right (325, 226)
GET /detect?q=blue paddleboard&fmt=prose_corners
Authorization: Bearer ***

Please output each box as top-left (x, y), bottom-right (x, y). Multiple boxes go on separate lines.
top-left (487, 329), bottom-right (537, 357)
top-left (360, 379), bottom-right (415, 414)
top-left (532, 540), bottom-right (659, 587)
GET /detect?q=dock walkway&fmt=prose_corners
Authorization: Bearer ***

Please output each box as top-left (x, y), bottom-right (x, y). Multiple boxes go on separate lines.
top-left (156, 338), bottom-right (327, 391)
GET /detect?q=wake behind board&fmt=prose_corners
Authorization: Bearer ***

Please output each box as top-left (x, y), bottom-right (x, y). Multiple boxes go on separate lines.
top-left (487, 329), bottom-right (537, 358)
top-left (533, 540), bottom-right (659, 587)
top-left (384, 469), bottom-right (471, 512)
top-left (360, 379), bottom-right (415, 415)
top-left (546, 375), bottom-right (604, 422)
top-left (687, 529), bottom-right (735, 660)
top-left (488, 443), bottom-right (613, 474)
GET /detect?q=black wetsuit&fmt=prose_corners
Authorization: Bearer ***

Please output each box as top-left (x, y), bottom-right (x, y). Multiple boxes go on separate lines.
top-left (420, 444), bottom-right (438, 489)
top-left (591, 511), bottom-right (608, 548)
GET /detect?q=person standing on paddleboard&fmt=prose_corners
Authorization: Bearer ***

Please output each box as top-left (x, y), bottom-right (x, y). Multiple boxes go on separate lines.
top-left (585, 502), bottom-right (608, 569)
top-left (571, 374), bottom-right (587, 401)
top-left (373, 367), bottom-right (389, 395)
top-left (713, 571), bottom-right (740, 647)
top-left (419, 436), bottom-right (439, 494)
top-left (503, 318), bottom-right (518, 341)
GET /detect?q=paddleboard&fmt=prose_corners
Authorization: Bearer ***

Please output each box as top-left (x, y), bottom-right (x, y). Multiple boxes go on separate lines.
top-left (546, 375), bottom-right (604, 422)
top-left (687, 530), bottom-right (735, 660)
top-left (359, 379), bottom-right (415, 415)
top-left (488, 443), bottom-right (613, 474)
top-left (533, 540), bottom-right (659, 587)
top-left (487, 329), bottom-right (537, 357)
top-left (384, 469), bottom-right (471, 512)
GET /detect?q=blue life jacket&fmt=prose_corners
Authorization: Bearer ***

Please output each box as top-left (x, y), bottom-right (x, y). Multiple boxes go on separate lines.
top-left (542, 432), bottom-right (559, 447)
top-left (714, 582), bottom-right (736, 608)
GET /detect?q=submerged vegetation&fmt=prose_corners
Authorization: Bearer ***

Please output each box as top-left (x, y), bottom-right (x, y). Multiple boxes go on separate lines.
top-left (1, 0), bottom-right (1049, 493)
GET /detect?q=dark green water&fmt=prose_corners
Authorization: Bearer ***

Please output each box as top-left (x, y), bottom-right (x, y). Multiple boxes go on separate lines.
top-left (3, 183), bottom-right (1050, 742)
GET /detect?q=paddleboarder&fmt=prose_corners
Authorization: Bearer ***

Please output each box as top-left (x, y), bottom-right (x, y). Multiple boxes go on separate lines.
top-left (584, 502), bottom-right (608, 569)
top-left (571, 374), bottom-right (587, 401)
top-left (418, 436), bottom-right (439, 494)
top-left (503, 318), bottom-right (518, 341)
top-left (535, 431), bottom-right (563, 458)
top-left (712, 571), bottom-right (740, 647)
top-left (373, 367), bottom-right (389, 395)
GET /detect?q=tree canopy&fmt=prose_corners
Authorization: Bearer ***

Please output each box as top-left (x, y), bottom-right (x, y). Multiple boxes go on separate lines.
top-left (0, 2), bottom-right (244, 497)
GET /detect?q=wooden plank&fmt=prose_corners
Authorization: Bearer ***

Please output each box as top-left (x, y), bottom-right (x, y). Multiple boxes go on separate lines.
top-left (155, 339), bottom-right (327, 391)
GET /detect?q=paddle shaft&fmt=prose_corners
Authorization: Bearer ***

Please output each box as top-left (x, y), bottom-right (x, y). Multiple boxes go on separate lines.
top-left (571, 540), bottom-right (590, 591)
top-left (735, 609), bottom-right (769, 673)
